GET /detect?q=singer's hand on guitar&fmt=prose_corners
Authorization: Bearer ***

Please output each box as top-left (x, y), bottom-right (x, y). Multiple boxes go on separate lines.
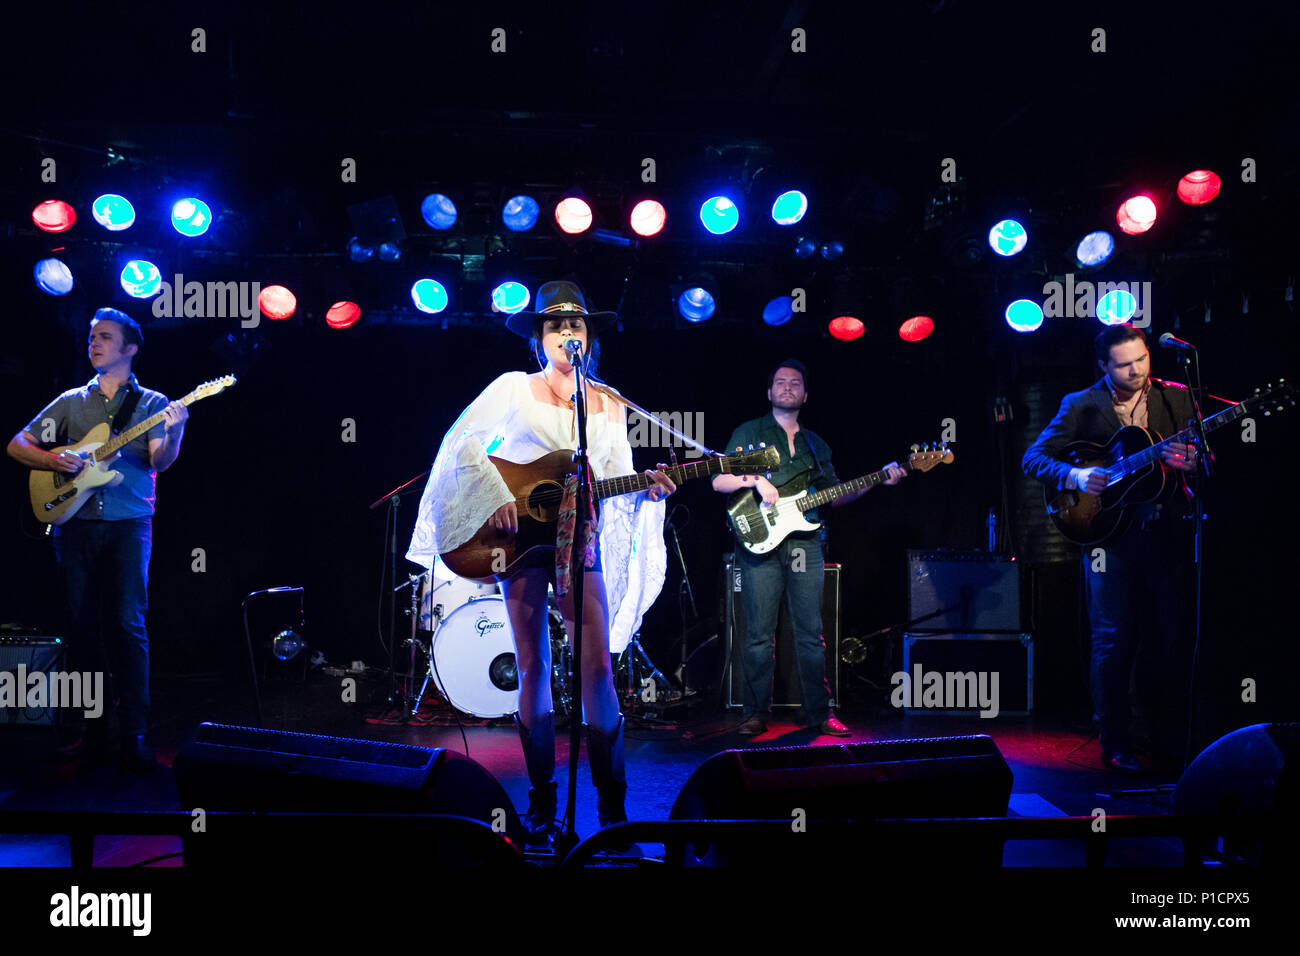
top-left (1074, 466), bottom-right (1109, 494)
top-left (645, 467), bottom-right (676, 502)
top-left (488, 501), bottom-right (518, 533)
top-left (1161, 441), bottom-right (1198, 473)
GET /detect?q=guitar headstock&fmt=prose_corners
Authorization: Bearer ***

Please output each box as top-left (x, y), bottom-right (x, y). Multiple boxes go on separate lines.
top-left (906, 441), bottom-right (954, 472)
top-left (1248, 379), bottom-right (1295, 416)
top-left (190, 374), bottom-right (238, 400)
top-left (726, 443), bottom-right (781, 474)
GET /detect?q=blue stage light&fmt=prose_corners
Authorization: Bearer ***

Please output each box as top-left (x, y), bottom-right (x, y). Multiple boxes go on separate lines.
top-left (1075, 231), bottom-right (1115, 268)
top-left (492, 281), bottom-right (531, 314)
top-left (771, 190), bottom-right (808, 226)
top-left (988, 219), bottom-right (1027, 256)
top-left (1005, 298), bottom-right (1044, 333)
top-left (120, 260), bottom-right (162, 298)
top-left (678, 287), bottom-right (716, 322)
top-left (699, 197), bottom-right (739, 235)
top-left (502, 195), bottom-right (540, 232)
top-left (171, 198), bottom-right (212, 236)
top-left (794, 237), bottom-right (817, 258)
top-left (347, 236), bottom-right (374, 262)
top-left (421, 193), bottom-right (458, 230)
top-left (1096, 289), bottom-right (1137, 325)
top-left (762, 295), bottom-right (794, 326)
top-left (92, 194), bottom-right (135, 231)
top-left (376, 241), bottom-right (401, 262)
top-left (34, 258), bottom-right (74, 296)
top-left (411, 279), bottom-right (448, 314)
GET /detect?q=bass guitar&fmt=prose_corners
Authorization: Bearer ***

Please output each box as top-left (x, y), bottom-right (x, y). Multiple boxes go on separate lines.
top-left (1044, 380), bottom-right (1293, 544)
top-left (441, 445), bottom-right (780, 581)
top-left (726, 443), bottom-right (954, 554)
top-left (29, 375), bottom-right (237, 524)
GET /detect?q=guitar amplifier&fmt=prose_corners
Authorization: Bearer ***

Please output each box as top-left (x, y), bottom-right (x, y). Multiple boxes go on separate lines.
top-left (723, 556), bottom-right (840, 710)
top-left (907, 550), bottom-right (1021, 632)
top-left (0, 635), bottom-right (67, 727)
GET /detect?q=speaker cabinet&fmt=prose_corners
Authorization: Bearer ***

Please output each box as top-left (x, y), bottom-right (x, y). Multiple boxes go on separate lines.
top-left (173, 722), bottom-right (525, 862)
top-left (0, 636), bottom-right (67, 727)
top-left (907, 550), bottom-right (1020, 632)
top-left (670, 736), bottom-right (1013, 865)
top-left (722, 557), bottom-right (840, 710)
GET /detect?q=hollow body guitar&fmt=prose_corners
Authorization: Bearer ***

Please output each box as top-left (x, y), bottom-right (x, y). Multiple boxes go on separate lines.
top-left (1045, 381), bottom-right (1293, 544)
top-left (441, 445), bottom-right (780, 582)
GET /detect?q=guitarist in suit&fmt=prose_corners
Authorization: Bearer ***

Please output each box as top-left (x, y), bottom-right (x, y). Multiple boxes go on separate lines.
top-left (1022, 324), bottom-right (1199, 773)
top-left (7, 308), bottom-right (188, 771)
top-left (713, 359), bottom-right (904, 737)
top-left (407, 280), bottom-right (675, 844)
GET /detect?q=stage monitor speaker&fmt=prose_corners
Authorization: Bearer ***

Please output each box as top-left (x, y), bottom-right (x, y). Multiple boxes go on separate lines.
top-left (0, 636), bottom-right (67, 727)
top-left (1174, 722), bottom-right (1299, 864)
top-left (908, 550), bottom-right (1020, 632)
top-left (173, 722), bottom-right (525, 863)
top-left (722, 556), bottom-right (840, 710)
top-left (670, 735), bottom-right (1012, 865)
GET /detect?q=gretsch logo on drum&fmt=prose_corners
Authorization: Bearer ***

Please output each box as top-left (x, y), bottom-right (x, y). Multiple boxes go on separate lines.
top-left (476, 615), bottom-right (506, 636)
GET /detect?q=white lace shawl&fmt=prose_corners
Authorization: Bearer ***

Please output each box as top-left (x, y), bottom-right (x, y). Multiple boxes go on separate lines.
top-left (406, 371), bottom-right (666, 652)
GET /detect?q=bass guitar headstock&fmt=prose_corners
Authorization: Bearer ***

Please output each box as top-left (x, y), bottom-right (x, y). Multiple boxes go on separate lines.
top-left (906, 441), bottom-right (954, 472)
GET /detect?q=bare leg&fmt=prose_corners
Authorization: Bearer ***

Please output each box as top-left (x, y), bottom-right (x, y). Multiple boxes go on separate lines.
top-left (558, 570), bottom-right (620, 736)
top-left (502, 569), bottom-right (552, 730)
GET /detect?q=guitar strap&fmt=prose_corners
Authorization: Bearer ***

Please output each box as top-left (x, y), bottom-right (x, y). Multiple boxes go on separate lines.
top-left (110, 387), bottom-right (143, 436)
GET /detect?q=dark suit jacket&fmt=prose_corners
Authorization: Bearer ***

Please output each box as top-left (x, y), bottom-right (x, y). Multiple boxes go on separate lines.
top-left (1022, 376), bottom-right (1196, 510)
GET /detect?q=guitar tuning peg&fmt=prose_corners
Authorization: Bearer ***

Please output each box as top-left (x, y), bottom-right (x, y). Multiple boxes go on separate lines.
top-left (910, 444), bottom-right (919, 453)
top-left (748, 443), bottom-right (754, 451)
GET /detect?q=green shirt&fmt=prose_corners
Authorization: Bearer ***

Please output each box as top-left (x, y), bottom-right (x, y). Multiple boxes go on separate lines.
top-left (724, 412), bottom-right (840, 522)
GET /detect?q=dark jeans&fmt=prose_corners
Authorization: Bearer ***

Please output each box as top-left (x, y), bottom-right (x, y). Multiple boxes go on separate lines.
top-left (736, 534), bottom-right (832, 723)
top-left (52, 516), bottom-right (153, 736)
top-left (1084, 517), bottom-right (1194, 760)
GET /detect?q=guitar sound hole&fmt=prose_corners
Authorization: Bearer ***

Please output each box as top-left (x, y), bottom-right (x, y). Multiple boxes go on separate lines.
top-left (528, 481), bottom-right (563, 521)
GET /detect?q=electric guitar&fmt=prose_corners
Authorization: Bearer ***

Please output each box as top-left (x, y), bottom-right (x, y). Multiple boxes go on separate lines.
top-left (440, 445), bottom-right (780, 581)
top-left (29, 375), bottom-right (237, 524)
top-left (1044, 380), bottom-right (1294, 544)
top-left (727, 444), bottom-right (954, 554)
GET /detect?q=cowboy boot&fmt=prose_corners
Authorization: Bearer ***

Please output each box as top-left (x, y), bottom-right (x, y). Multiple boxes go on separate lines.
top-left (585, 715), bottom-right (627, 827)
top-left (515, 712), bottom-right (558, 843)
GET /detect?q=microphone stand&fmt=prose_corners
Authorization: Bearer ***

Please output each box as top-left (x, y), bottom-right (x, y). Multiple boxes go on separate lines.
top-left (368, 470), bottom-right (429, 715)
top-left (555, 339), bottom-right (589, 861)
top-left (1175, 348), bottom-right (1212, 772)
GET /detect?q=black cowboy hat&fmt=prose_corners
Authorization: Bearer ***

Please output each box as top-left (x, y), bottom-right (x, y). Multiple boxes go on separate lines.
top-left (504, 280), bottom-right (618, 339)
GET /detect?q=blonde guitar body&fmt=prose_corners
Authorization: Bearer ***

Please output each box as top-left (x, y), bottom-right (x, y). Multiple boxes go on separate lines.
top-left (29, 424), bottom-right (125, 525)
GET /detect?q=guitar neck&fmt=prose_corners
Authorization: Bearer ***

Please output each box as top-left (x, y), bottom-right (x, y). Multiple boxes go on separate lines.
top-left (92, 392), bottom-right (196, 461)
top-left (1114, 403), bottom-right (1244, 476)
top-left (594, 455), bottom-right (735, 500)
top-left (798, 468), bottom-right (891, 512)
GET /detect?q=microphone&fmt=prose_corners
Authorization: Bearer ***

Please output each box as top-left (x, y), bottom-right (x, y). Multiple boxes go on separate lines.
top-left (1158, 332), bottom-right (1197, 351)
top-left (563, 338), bottom-right (582, 360)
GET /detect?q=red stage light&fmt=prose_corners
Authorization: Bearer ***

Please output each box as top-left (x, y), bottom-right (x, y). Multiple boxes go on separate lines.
top-left (325, 301), bottom-right (362, 329)
top-left (32, 200), bottom-right (76, 233)
top-left (1176, 169), bottom-right (1221, 205)
top-left (259, 285), bottom-right (297, 320)
top-left (828, 315), bottom-right (864, 341)
top-left (555, 197), bottom-right (593, 234)
top-left (899, 315), bottom-right (934, 342)
top-left (629, 200), bottom-right (666, 237)
top-left (1116, 195), bottom-right (1157, 235)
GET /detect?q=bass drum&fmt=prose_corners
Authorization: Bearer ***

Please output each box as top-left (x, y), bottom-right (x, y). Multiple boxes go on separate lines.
top-left (418, 567), bottom-right (499, 631)
top-left (429, 595), bottom-right (573, 719)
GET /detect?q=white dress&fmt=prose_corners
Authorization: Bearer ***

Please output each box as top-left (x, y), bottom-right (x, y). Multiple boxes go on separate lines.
top-left (407, 371), bottom-right (667, 653)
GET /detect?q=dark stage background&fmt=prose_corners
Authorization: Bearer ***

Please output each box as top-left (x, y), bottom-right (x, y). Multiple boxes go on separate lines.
top-left (2, 2), bottom-right (1298, 752)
